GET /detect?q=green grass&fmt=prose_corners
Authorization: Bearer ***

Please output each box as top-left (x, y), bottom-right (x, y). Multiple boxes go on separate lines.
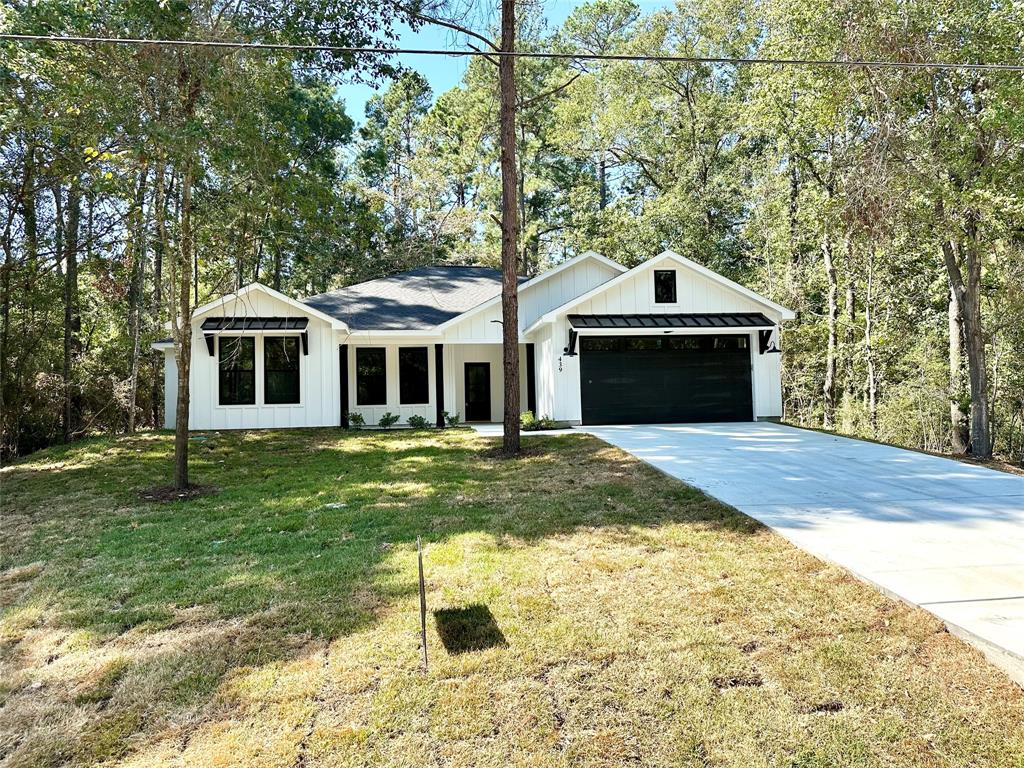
top-left (1, 428), bottom-right (1022, 767)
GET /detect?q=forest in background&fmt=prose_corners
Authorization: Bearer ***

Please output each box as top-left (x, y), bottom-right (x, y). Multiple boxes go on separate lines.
top-left (2, 0), bottom-right (1022, 462)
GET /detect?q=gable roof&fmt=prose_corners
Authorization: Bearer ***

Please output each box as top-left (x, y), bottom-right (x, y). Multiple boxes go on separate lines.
top-left (525, 250), bottom-right (796, 333)
top-left (192, 282), bottom-right (347, 329)
top-left (433, 250), bottom-right (627, 331)
top-left (302, 266), bottom-right (526, 331)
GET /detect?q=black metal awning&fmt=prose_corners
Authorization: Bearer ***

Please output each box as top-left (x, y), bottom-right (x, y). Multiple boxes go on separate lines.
top-left (200, 316), bottom-right (310, 356)
top-left (567, 313), bottom-right (774, 330)
top-left (200, 317), bottom-right (309, 332)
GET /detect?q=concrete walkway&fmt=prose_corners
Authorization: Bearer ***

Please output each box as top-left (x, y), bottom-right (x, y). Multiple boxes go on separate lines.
top-left (472, 422), bottom-right (1024, 684)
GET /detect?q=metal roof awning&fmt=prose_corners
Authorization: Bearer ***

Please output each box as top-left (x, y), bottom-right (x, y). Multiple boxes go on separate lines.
top-left (567, 313), bottom-right (775, 330)
top-left (200, 317), bottom-right (309, 332)
top-left (200, 317), bottom-right (310, 356)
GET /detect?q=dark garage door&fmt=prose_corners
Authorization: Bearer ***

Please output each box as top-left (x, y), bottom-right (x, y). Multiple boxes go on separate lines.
top-left (579, 335), bottom-right (753, 425)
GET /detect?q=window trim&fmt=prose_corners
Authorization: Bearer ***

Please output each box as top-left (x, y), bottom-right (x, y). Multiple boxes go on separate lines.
top-left (653, 269), bottom-right (678, 304)
top-left (263, 336), bottom-right (301, 405)
top-left (398, 346), bottom-right (430, 405)
top-left (218, 336), bottom-right (256, 406)
top-left (355, 347), bottom-right (388, 406)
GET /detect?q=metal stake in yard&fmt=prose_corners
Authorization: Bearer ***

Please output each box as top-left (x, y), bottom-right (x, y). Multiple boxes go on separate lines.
top-left (417, 536), bottom-right (428, 672)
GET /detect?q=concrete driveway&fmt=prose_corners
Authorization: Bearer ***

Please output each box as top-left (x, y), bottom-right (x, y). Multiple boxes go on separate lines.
top-left (585, 422), bottom-right (1024, 685)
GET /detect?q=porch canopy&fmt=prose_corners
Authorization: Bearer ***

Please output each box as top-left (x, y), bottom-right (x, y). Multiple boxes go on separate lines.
top-left (566, 313), bottom-right (774, 330)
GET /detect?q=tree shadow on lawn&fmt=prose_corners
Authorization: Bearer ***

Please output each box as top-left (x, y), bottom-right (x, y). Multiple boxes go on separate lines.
top-left (0, 427), bottom-right (760, 765)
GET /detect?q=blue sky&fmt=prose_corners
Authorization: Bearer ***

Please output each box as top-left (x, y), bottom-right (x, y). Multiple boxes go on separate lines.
top-left (338, 0), bottom-right (672, 123)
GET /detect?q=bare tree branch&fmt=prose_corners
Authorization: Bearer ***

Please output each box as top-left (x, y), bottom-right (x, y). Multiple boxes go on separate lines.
top-left (396, 4), bottom-right (499, 52)
top-left (518, 72), bottom-right (582, 110)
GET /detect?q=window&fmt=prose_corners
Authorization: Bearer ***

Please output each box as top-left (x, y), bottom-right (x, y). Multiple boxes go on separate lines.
top-left (218, 337), bottom-right (255, 405)
top-left (654, 270), bottom-right (677, 303)
top-left (399, 347), bottom-right (429, 404)
top-left (356, 348), bottom-right (387, 405)
top-left (264, 336), bottom-right (300, 404)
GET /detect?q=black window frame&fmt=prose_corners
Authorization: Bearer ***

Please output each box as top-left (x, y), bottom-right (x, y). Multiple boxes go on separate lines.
top-left (218, 336), bottom-right (256, 406)
top-left (263, 336), bottom-right (301, 405)
top-left (398, 347), bottom-right (430, 405)
top-left (654, 269), bottom-right (677, 303)
top-left (356, 347), bottom-right (387, 406)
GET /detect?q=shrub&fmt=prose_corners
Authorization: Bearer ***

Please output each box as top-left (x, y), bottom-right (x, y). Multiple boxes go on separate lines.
top-left (443, 411), bottom-right (460, 428)
top-left (378, 412), bottom-right (400, 429)
top-left (407, 415), bottom-right (430, 429)
top-left (521, 411), bottom-right (558, 431)
top-left (346, 412), bottom-right (365, 428)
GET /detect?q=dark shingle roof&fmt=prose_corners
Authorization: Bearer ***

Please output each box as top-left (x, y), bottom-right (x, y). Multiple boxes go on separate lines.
top-left (301, 266), bottom-right (517, 331)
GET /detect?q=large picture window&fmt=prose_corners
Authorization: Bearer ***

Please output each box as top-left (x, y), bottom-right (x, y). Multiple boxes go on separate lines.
top-left (218, 337), bottom-right (255, 405)
top-left (399, 347), bottom-right (429, 404)
top-left (264, 336), bottom-right (300, 404)
top-left (654, 270), bottom-right (677, 303)
top-left (356, 348), bottom-right (387, 405)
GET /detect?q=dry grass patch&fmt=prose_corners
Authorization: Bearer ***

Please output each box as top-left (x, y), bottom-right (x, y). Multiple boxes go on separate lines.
top-left (1, 428), bottom-right (1022, 767)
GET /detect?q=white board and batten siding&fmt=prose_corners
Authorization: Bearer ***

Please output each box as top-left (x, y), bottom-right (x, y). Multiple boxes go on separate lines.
top-left (344, 337), bottom-right (437, 425)
top-left (439, 255), bottom-right (623, 343)
top-left (534, 254), bottom-right (785, 423)
top-left (187, 290), bottom-right (339, 430)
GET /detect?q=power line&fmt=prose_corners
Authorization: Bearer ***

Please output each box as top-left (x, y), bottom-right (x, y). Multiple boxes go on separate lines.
top-left (2, 33), bottom-right (1023, 72)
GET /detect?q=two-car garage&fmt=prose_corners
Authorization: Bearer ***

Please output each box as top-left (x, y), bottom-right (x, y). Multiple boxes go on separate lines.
top-left (570, 313), bottom-right (773, 426)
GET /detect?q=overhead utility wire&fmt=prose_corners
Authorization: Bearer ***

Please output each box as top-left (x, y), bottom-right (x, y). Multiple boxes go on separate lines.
top-left (2, 33), bottom-right (1024, 72)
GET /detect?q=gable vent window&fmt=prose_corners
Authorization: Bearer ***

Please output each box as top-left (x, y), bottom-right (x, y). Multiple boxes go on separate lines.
top-left (654, 270), bottom-right (677, 304)
top-left (356, 348), bottom-right (387, 405)
top-left (399, 347), bottom-right (430, 405)
top-left (264, 336), bottom-right (300, 404)
top-left (218, 337), bottom-right (256, 405)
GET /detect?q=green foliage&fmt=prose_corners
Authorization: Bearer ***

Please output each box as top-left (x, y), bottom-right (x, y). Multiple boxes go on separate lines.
top-left (3, 0), bottom-right (1024, 464)
top-left (407, 414), bottom-right (431, 429)
top-left (443, 411), bottom-right (461, 428)
top-left (378, 412), bottom-right (399, 429)
top-left (520, 411), bottom-right (558, 431)
top-left (346, 412), bottom-right (366, 428)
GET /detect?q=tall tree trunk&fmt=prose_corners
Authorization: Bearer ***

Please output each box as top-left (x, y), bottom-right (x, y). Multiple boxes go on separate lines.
top-left (842, 235), bottom-right (856, 430)
top-left (863, 252), bottom-right (877, 434)
top-left (151, 162), bottom-right (168, 429)
top-left (499, 0), bottom-right (521, 455)
top-left (62, 177), bottom-right (82, 443)
top-left (821, 235), bottom-right (838, 430)
top-left (127, 166), bottom-right (150, 433)
top-left (0, 232), bottom-right (11, 455)
top-left (939, 221), bottom-right (991, 459)
top-left (173, 161), bottom-right (195, 490)
top-left (598, 150), bottom-right (608, 210)
top-left (947, 286), bottom-right (969, 453)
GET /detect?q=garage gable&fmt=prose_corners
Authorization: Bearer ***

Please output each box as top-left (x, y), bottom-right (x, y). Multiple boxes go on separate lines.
top-left (528, 251), bottom-right (794, 332)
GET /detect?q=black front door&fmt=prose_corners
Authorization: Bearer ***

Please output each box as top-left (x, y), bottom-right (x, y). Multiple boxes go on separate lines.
top-left (464, 362), bottom-right (491, 421)
top-left (579, 335), bottom-right (753, 425)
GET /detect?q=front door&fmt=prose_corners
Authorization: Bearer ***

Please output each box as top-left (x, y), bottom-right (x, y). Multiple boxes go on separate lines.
top-left (464, 362), bottom-right (491, 421)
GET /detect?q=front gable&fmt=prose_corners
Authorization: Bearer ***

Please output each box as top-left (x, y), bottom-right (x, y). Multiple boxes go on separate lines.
top-left (192, 283), bottom-right (346, 330)
top-left (529, 251), bottom-right (794, 331)
top-left (440, 251), bottom-right (625, 342)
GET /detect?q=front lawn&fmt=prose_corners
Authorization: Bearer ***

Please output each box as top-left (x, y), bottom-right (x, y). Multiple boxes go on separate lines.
top-left (1, 429), bottom-right (1021, 767)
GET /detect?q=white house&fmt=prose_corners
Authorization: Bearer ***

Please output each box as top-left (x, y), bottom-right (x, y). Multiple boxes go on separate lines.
top-left (153, 250), bottom-right (795, 430)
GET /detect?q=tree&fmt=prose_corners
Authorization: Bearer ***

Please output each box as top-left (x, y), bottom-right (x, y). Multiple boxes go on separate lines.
top-left (408, 0), bottom-right (526, 454)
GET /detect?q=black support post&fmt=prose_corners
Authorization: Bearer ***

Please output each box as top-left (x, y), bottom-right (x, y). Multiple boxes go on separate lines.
top-left (339, 344), bottom-right (349, 428)
top-left (435, 343), bottom-right (445, 427)
top-left (526, 343), bottom-right (536, 415)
